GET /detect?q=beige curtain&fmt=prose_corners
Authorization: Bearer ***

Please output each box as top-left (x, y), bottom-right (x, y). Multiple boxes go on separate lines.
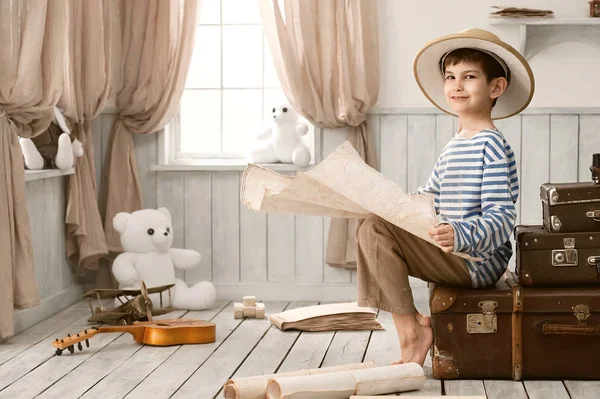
top-left (101, 0), bottom-right (199, 255)
top-left (0, 0), bottom-right (68, 340)
top-left (259, 0), bottom-right (379, 268)
top-left (60, 0), bottom-right (120, 275)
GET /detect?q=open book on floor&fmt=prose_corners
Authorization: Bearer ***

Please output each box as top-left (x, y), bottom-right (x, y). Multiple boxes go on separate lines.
top-left (269, 302), bottom-right (383, 332)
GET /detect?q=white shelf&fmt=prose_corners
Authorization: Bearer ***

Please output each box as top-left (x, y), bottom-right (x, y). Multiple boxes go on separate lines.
top-left (490, 17), bottom-right (600, 59)
top-left (25, 168), bottom-right (74, 182)
top-left (490, 17), bottom-right (600, 25)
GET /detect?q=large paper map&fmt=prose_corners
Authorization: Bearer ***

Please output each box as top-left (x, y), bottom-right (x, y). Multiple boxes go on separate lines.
top-left (240, 141), bottom-right (477, 261)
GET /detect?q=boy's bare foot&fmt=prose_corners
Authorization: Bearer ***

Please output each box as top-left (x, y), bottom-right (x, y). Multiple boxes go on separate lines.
top-left (399, 324), bottom-right (433, 366)
top-left (390, 312), bottom-right (433, 365)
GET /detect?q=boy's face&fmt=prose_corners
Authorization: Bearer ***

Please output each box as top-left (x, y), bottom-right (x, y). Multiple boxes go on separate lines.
top-left (443, 61), bottom-right (504, 116)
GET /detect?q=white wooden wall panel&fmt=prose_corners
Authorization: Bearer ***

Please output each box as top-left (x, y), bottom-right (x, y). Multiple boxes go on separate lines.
top-left (435, 115), bottom-right (454, 155)
top-left (52, 178), bottom-right (70, 290)
top-left (550, 115), bottom-right (579, 183)
top-left (521, 115), bottom-right (550, 225)
top-left (407, 115), bottom-right (436, 193)
top-left (21, 174), bottom-right (76, 335)
top-left (295, 215), bottom-right (323, 283)
top-left (380, 115), bottom-right (408, 188)
top-left (267, 171), bottom-right (297, 283)
top-left (267, 211), bottom-right (295, 283)
top-left (240, 193), bottom-right (268, 283)
top-left (184, 173), bottom-right (213, 283)
top-left (27, 180), bottom-right (47, 298)
top-left (89, 111), bottom-right (600, 300)
top-left (579, 115), bottom-right (600, 183)
top-left (212, 172), bottom-right (240, 283)
top-left (157, 173), bottom-right (185, 281)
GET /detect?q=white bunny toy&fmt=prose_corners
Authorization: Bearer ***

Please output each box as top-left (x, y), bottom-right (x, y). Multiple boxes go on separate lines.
top-left (20, 106), bottom-right (84, 171)
top-left (247, 103), bottom-right (311, 168)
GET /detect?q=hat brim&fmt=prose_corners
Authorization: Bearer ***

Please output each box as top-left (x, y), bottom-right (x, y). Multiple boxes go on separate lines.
top-left (413, 36), bottom-right (535, 120)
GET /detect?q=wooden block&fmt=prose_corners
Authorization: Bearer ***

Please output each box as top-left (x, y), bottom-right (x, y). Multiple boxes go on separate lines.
top-left (243, 296), bottom-right (256, 307)
top-left (255, 303), bottom-right (265, 319)
top-left (243, 306), bottom-right (256, 318)
top-left (233, 302), bottom-right (244, 319)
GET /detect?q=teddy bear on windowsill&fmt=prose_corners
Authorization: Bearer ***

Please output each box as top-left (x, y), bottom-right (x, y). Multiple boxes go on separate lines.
top-left (247, 103), bottom-right (311, 168)
top-left (19, 106), bottom-right (84, 171)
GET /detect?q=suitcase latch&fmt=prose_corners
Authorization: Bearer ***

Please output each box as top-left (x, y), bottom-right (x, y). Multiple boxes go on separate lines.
top-left (586, 210), bottom-right (600, 222)
top-left (552, 238), bottom-right (578, 267)
top-left (467, 301), bottom-right (498, 334)
top-left (573, 304), bottom-right (591, 324)
top-left (588, 256), bottom-right (600, 274)
top-left (550, 216), bottom-right (562, 231)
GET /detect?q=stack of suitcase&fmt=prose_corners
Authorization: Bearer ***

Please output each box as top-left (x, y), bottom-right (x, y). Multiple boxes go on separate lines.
top-left (428, 174), bottom-right (600, 380)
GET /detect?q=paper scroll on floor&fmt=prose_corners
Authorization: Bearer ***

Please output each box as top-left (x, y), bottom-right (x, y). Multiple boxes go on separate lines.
top-left (240, 141), bottom-right (479, 262)
top-left (266, 363), bottom-right (426, 399)
top-left (223, 361), bottom-right (376, 399)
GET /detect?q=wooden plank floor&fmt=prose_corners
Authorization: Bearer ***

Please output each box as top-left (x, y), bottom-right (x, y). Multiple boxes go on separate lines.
top-left (1, 298), bottom-right (597, 399)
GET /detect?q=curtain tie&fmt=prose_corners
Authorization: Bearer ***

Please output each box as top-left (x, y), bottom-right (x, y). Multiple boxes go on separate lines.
top-left (0, 108), bottom-right (6, 118)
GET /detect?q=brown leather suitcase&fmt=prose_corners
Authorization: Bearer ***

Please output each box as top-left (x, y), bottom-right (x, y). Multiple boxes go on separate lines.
top-left (515, 225), bottom-right (600, 287)
top-left (540, 182), bottom-right (600, 233)
top-left (429, 274), bottom-right (600, 380)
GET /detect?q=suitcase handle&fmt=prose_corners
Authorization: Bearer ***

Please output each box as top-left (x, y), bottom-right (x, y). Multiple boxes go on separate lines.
top-left (586, 210), bottom-right (600, 222)
top-left (537, 321), bottom-right (600, 336)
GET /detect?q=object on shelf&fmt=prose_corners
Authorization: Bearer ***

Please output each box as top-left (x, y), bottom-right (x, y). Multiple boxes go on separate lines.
top-left (591, 1), bottom-right (600, 17)
top-left (490, 6), bottom-right (553, 18)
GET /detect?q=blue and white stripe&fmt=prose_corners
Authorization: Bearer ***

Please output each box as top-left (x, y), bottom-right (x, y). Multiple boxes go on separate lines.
top-left (417, 129), bottom-right (519, 288)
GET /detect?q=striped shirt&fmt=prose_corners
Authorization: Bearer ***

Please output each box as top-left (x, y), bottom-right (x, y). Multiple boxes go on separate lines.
top-left (417, 128), bottom-right (519, 288)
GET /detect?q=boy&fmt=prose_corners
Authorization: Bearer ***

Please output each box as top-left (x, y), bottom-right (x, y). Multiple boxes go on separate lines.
top-left (356, 28), bottom-right (535, 366)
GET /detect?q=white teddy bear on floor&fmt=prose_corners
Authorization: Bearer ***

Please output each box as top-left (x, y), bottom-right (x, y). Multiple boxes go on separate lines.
top-left (247, 103), bottom-right (311, 167)
top-left (112, 207), bottom-right (216, 310)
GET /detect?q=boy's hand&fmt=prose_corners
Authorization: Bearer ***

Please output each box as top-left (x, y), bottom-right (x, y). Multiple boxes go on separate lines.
top-left (428, 224), bottom-right (454, 254)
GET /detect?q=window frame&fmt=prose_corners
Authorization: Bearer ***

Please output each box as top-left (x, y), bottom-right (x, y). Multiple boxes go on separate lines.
top-left (164, 2), bottom-right (317, 165)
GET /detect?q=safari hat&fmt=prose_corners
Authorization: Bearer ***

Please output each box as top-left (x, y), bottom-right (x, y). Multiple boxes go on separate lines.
top-left (413, 28), bottom-right (535, 120)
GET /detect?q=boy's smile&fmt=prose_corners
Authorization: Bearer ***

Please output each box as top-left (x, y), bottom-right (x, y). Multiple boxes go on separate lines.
top-left (443, 62), bottom-right (493, 115)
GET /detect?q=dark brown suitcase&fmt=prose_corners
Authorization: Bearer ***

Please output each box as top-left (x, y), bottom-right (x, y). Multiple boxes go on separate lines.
top-left (515, 225), bottom-right (600, 287)
top-left (540, 182), bottom-right (600, 233)
top-left (429, 274), bottom-right (600, 380)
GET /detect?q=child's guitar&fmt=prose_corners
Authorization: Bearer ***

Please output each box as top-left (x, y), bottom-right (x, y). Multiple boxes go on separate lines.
top-left (52, 319), bottom-right (216, 356)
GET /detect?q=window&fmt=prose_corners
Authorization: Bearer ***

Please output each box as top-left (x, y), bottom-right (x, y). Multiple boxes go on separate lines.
top-left (169, 0), bottom-right (314, 163)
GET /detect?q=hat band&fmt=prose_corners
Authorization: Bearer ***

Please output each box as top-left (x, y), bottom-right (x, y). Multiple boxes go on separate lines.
top-left (439, 48), bottom-right (510, 82)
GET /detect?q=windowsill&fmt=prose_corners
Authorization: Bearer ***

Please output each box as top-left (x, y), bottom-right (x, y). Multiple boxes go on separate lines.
top-left (152, 160), bottom-right (314, 172)
top-left (25, 168), bottom-right (75, 182)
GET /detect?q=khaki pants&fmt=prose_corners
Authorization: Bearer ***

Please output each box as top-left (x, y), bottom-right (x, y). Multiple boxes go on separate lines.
top-left (356, 214), bottom-right (472, 314)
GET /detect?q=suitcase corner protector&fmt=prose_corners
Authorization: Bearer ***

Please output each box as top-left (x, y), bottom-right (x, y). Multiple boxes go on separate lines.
top-left (430, 286), bottom-right (458, 313)
top-left (432, 350), bottom-right (459, 379)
